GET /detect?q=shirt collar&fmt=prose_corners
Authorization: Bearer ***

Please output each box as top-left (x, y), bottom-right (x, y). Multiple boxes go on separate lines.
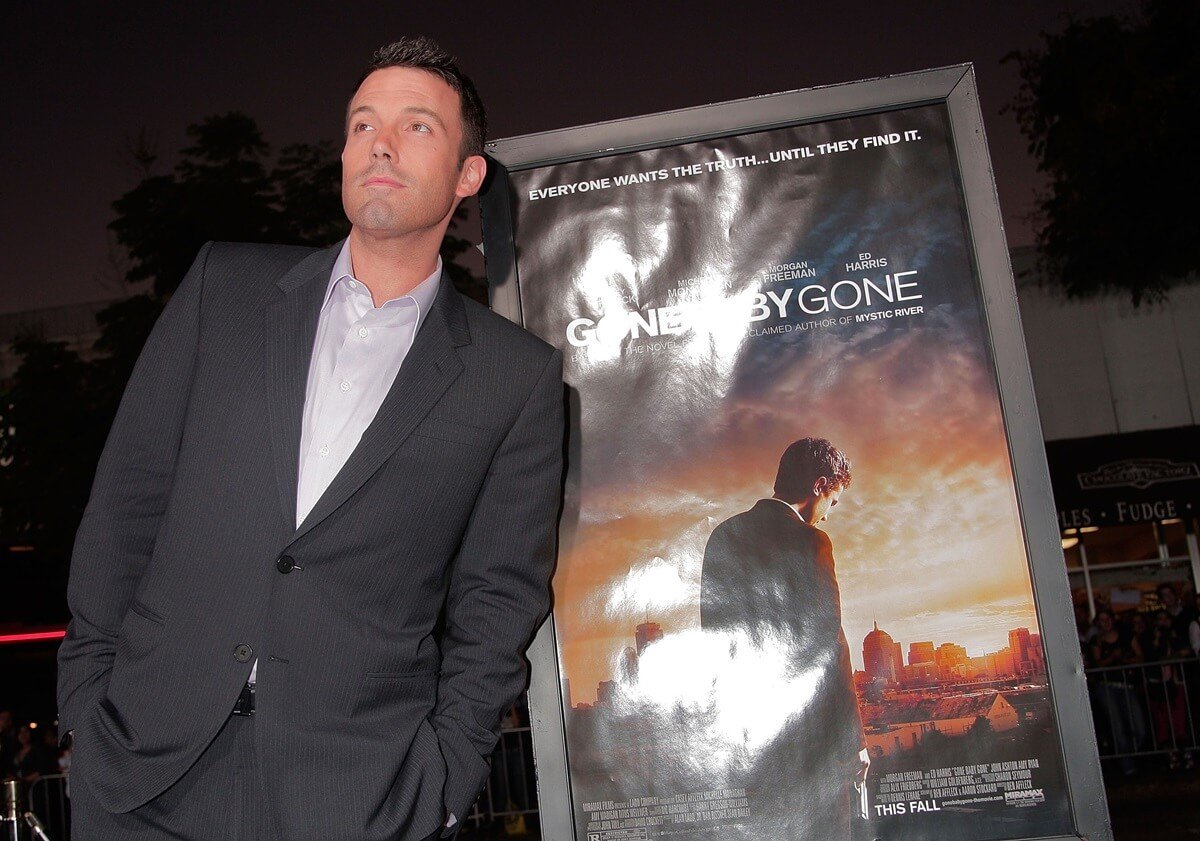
top-left (325, 239), bottom-right (442, 331)
top-left (762, 497), bottom-right (802, 521)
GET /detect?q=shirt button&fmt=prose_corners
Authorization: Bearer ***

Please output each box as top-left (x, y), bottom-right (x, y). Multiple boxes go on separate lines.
top-left (340, 380), bottom-right (352, 392)
top-left (347, 279), bottom-right (358, 289)
top-left (234, 644), bottom-right (254, 663)
top-left (358, 327), bottom-right (369, 339)
top-left (318, 445), bottom-right (330, 457)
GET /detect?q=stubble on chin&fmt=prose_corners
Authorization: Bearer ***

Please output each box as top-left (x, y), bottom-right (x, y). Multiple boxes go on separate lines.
top-left (349, 194), bottom-right (405, 233)
top-left (360, 201), bottom-right (398, 230)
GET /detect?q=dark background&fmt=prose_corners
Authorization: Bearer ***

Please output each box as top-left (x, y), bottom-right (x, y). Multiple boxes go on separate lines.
top-left (3, 0), bottom-right (1131, 314)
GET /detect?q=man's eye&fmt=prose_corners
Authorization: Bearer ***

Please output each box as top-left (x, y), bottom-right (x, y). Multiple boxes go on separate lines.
top-left (354, 122), bottom-right (373, 132)
top-left (412, 122), bottom-right (431, 133)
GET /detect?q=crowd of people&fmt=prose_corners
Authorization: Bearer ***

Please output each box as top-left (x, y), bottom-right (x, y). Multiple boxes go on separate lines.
top-left (0, 708), bottom-right (68, 784)
top-left (1081, 584), bottom-right (1200, 667)
top-left (1079, 584), bottom-right (1200, 773)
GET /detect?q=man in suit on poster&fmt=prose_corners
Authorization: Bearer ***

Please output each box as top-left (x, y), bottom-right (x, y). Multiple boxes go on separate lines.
top-left (700, 437), bottom-right (866, 840)
top-left (57, 36), bottom-right (564, 841)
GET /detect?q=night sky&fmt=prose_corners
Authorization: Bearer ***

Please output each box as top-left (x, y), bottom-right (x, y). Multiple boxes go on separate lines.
top-left (2, 0), bottom-right (1134, 314)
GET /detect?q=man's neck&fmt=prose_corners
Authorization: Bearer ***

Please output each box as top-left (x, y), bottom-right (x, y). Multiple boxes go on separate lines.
top-left (767, 496), bottom-right (803, 520)
top-left (347, 227), bottom-right (443, 307)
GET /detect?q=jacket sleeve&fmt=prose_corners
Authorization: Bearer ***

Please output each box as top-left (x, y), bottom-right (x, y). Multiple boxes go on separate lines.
top-left (56, 242), bottom-right (211, 742)
top-left (432, 346), bottom-right (564, 830)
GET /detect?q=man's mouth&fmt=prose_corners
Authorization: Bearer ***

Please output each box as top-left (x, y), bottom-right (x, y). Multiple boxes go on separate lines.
top-left (363, 175), bottom-right (404, 188)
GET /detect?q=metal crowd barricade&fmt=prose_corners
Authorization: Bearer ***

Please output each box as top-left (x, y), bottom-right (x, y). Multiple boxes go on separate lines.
top-left (466, 723), bottom-right (540, 833)
top-left (1085, 657), bottom-right (1200, 760)
top-left (23, 774), bottom-right (68, 841)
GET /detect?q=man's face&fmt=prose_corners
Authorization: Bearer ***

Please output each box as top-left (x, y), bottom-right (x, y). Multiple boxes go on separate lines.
top-left (805, 478), bottom-right (843, 526)
top-left (1159, 587), bottom-right (1178, 610)
top-left (341, 67), bottom-right (485, 240)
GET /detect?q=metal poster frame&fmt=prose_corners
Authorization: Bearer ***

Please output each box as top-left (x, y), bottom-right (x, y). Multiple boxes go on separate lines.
top-left (478, 64), bottom-right (1111, 841)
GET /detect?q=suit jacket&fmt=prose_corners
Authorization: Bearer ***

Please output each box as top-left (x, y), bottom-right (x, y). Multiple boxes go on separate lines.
top-left (56, 240), bottom-right (564, 840)
top-left (699, 499), bottom-right (862, 839)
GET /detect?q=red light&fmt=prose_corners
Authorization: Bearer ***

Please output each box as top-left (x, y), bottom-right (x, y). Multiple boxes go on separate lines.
top-left (0, 629), bottom-right (66, 644)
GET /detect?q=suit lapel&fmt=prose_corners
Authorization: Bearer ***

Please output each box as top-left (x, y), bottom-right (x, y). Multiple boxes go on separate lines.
top-left (285, 269), bottom-right (470, 546)
top-left (263, 242), bottom-right (342, 534)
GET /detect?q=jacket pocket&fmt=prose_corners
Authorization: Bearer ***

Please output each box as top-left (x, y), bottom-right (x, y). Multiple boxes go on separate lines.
top-left (348, 670), bottom-right (439, 722)
top-left (411, 417), bottom-right (493, 447)
top-left (364, 668), bottom-right (440, 680)
top-left (115, 603), bottom-right (167, 664)
top-left (126, 599), bottom-right (167, 626)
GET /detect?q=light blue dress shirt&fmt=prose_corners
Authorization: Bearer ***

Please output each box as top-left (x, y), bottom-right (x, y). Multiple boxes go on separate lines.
top-left (249, 239), bottom-right (441, 685)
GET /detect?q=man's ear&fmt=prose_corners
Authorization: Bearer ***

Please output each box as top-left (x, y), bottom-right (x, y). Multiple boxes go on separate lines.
top-left (812, 476), bottom-right (829, 496)
top-left (456, 154), bottom-right (487, 199)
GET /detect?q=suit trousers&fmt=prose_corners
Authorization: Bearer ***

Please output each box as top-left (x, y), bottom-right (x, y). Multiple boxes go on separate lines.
top-left (70, 713), bottom-right (281, 841)
top-left (70, 711), bottom-right (450, 841)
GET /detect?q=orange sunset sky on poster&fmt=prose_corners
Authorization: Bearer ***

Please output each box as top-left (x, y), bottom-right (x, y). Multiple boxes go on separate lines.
top-left (552, 315), bottom-right (1041, 706)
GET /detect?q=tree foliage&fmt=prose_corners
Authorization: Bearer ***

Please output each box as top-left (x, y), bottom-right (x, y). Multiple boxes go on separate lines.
top-left (110, 113), bottom-right (285, 298)
top-left (1007, 0), bottom-right (1199, 304)
top-left (442, 204), bottom-right (486, 305)
top-left (0, 112), bottom-right (484, 577)
top-left (0, 338), bottom-right (107, 561)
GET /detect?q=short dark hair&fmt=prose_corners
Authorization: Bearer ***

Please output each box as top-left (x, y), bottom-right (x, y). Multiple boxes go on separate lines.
top-left (351, 36), bottom-right (487, 161)
top-left (774, 437), bottom-right (852, 502)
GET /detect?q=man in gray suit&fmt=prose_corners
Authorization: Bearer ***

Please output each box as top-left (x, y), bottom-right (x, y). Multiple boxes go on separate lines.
top-left (57, 37), bottom-right (563, 841)
top-left (700, 437), bottom-right (865, 840)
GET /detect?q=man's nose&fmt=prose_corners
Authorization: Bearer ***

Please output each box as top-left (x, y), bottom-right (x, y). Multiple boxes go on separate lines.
top-left (370, 132), bottom-right (396, 161)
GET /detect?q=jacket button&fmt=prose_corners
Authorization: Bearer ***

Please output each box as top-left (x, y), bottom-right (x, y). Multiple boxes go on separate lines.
top-left (276, 555), bottom-right (296, 574)
top-left (234, 644), bottom-right (253, 662)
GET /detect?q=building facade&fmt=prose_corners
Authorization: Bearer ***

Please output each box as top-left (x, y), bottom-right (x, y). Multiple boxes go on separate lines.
top-left (1015, 251), bottom-right (1200, 628)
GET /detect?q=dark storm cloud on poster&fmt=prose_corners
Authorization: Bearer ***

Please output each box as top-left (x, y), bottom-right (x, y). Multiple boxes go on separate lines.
top-left (507, 105), bottom-right (1074, 840)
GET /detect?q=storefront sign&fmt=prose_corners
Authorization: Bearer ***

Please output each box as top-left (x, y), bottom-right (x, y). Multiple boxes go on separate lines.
top-left (1046, 426), bottom-right (1200, 529)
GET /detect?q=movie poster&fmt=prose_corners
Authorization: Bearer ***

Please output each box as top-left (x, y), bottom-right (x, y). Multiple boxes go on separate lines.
top-left (505, 104), bottom-right (1074, 840)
